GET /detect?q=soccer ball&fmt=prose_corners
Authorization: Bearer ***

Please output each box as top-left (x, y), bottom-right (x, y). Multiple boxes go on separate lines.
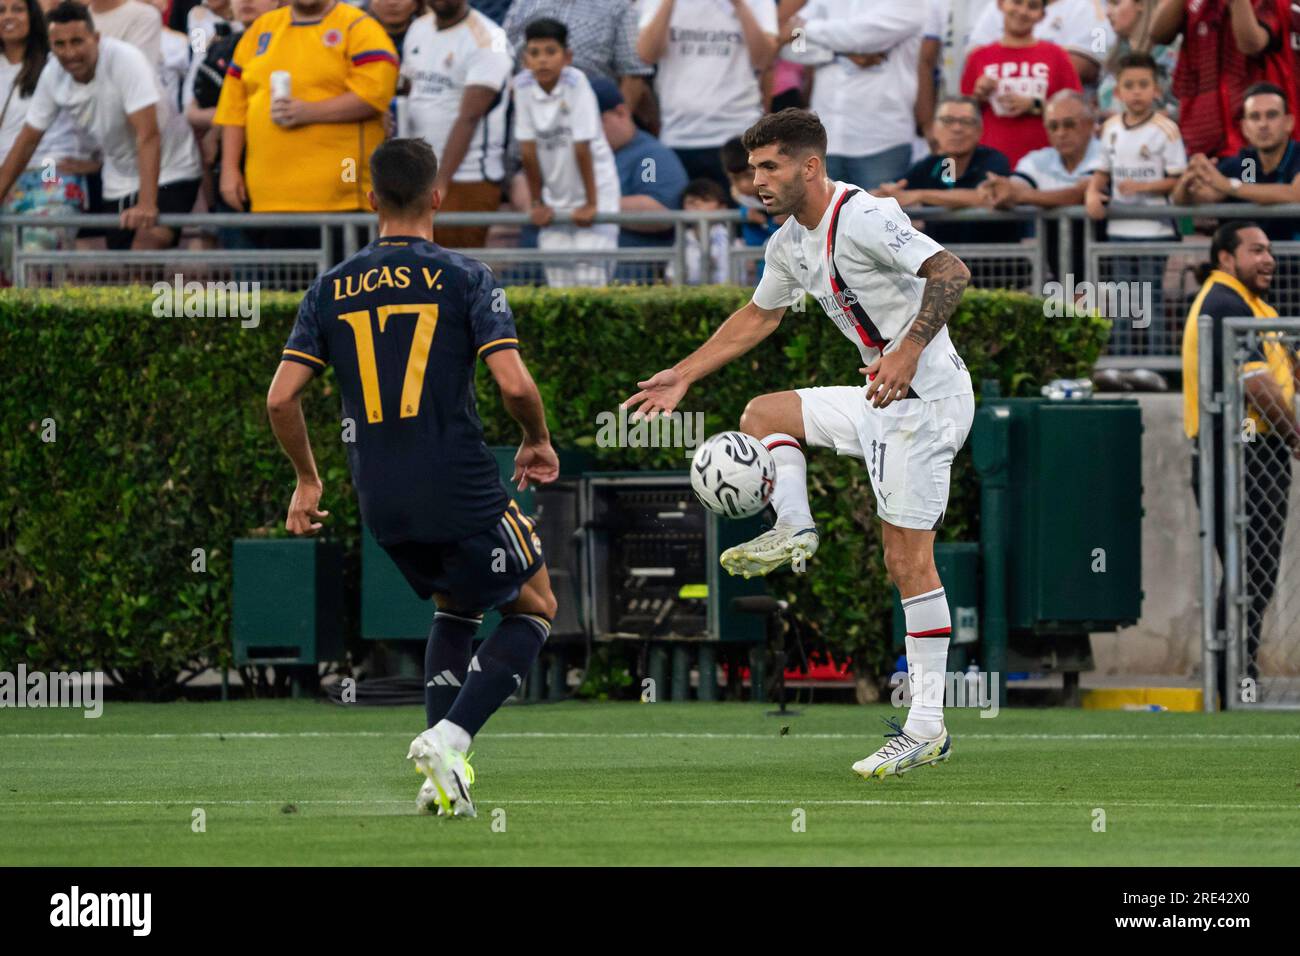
top-left (690, 431), bottom-right (777, 518)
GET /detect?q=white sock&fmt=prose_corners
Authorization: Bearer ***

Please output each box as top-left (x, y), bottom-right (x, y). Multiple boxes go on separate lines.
top-left (902, 586), bottom-right (951, 739)
top-left (761, 433), bottom-right (814, 529)
top-left (435, 718), bottom-right (471, 753)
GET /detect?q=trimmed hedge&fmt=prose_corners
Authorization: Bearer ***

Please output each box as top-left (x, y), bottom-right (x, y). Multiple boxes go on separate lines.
top-left (0, 286), bottom-right (1107, 688)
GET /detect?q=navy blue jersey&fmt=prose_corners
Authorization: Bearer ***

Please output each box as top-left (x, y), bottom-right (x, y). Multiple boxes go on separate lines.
top-left (282, 236), bottom-right (518, 546)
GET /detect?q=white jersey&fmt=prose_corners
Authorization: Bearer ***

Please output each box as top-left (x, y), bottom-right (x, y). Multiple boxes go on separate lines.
top-left (638, 0), bottom-right (777, 149)
top-left (800, 0), bottom-right (925, 156)
top-left (401, 9), bottom-right (512, 184)
top-left (753, 182), bottom-right (973, 401)
top-left (1090, 112), bottom-right (1186, 239)
top-left (513, 65), bottom-right (620, 213)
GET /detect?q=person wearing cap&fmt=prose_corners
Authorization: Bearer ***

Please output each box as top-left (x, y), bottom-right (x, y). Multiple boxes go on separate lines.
top-left (591, 75), bottom-right (687, 283)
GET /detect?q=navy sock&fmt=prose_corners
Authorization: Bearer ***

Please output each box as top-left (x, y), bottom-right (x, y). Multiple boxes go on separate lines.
top-left (424, 610), bottom-right (482, 729)
top-left (444, 614), bottom-right (550, 738)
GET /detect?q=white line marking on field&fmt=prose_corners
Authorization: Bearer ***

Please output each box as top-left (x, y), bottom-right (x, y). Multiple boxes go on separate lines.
top-left (3, 731), bottom-right (1300, 741)
top-left (1, 798), bottom-right (1296, 811)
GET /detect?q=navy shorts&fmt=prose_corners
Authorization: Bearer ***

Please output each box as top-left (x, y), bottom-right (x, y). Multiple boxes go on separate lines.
top-left (382, 500), bottom-right (544, 611)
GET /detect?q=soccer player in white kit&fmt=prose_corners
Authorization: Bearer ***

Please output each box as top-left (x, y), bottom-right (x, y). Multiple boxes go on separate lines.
top-left (624, 110), bottom-right (975, 778)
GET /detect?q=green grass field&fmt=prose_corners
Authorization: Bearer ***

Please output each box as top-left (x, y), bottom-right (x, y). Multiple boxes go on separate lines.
top-left (2, 700), bottom-right (1297, 865)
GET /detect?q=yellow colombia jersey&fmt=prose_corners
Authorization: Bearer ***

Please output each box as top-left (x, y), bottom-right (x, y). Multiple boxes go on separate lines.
top-left (1182, 269), bottom-right (1297, 439)
top-left (213, 3), bottom-right (398, 212)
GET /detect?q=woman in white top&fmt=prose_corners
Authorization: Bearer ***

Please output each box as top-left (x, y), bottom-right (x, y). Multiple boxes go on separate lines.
top-left (0, 0), bottom-right (94, 277)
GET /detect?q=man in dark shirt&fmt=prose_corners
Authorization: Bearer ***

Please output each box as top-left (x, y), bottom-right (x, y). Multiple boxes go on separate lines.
top-left (1173, 82), bottom-right (1300, 241)
top-left (873, 95), bottom-right (1017, 247)
top-left (266, 138), bottom-right (560, 819)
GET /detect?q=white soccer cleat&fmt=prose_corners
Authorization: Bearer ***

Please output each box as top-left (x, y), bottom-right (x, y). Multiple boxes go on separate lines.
top-left (407, 726), bottom-right (476, 818)
top-left (852, 716), bottom-right (952, 779)
top-left (719, 524), bottom-right (819, 578)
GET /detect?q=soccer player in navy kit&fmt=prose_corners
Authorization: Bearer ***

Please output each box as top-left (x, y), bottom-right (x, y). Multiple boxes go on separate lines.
top-left (266, 138), bottom-right (559, 818)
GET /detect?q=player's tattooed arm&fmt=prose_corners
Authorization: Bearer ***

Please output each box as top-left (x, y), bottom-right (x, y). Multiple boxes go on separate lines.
top-left (907, 250), bottom-right (970, 351)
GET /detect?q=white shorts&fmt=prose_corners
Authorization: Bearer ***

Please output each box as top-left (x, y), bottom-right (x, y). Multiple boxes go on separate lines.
top-left (538, 223), bottom-right (618, 287)
top-left (797, 386), bottom-right (975, 530)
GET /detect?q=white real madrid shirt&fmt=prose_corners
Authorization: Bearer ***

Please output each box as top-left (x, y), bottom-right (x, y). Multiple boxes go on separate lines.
top-left (400, 9), bottom-right (511, 183)
top-left (512, 65), bottom-right (620, 212)
top-left (1090, 112), bottom-right (1187, 239)
top-left (752, 182), bottom-right (973, 401)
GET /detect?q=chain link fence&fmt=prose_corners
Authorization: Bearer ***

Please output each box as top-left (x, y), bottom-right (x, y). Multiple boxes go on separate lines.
top-left (1198, 315), bottom-right (1300, 710)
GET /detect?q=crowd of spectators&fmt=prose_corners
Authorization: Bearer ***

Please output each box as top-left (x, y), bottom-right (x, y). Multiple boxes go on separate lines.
top-left (4, 0), bottom-right (1300, 289)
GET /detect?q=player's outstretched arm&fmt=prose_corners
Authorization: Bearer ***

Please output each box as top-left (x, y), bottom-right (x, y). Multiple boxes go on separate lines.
top-left (267, 361), bottom-right (330, 535)
top-left (622, 300), bottom-right (786, 420)
top-left (485, 349), bottom-right (559, 490)
top-left (864, 249), bottom-right (970, 407)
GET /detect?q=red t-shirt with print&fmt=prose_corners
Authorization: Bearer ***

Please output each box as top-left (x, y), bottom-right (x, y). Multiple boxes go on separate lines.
top-left (960, 40), bottom-right (1082, 167)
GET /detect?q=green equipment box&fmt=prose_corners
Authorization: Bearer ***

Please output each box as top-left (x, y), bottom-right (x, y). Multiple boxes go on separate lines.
top-left (891, 542), bottom-right (980, 655)
top-left (232, 537), bottom-right (343, 665)
top-left (973, 397), bottom-right (1143, 633)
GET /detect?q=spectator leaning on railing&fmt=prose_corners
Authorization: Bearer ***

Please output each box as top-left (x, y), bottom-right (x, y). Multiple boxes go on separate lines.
top-left (0, 2), bottom-right (201, 250)
top-left (874, 95), bottom-right (1018, 248)
top-left (1086, 51), bottom-right (1186, 355)
top-left (0, 0), bottom-right (92, 265)
top-left (775, 0), bottom-right (925, 190)
top-left (399, 0), bottom-right (509, 249)
top-left (1173, 81), bottom-right (1300, 241)
top-left (1182, 220), bottom-right (1300, 700)
top-left (637, 0), bottom-right (776, 190)
top-left (962, 0), bottom-right (1081, 168)
top-left (981, 88), bottom-right (1101, 280)
top-left (514, 16), bottom-right (620, 287)
top-left (214, 0), bottom-right (398, 250)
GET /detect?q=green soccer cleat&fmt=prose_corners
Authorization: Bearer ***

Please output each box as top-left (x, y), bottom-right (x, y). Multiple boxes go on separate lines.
top-left (852, 716), bottom-right (952, 779)
top-left (719, 525), bottom-right (819, 578)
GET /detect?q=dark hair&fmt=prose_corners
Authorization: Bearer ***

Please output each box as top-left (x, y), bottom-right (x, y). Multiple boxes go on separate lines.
top-left (683, 177), bottom-right (728, 205)
top-left (369, 137), bottom-right (439, 214)
top-left (4, 0), bottom-right (50, 98)
top-left (937, 94), bottom-right (982, 120)
top-left (1242, 81), bottom-right (1290, 113)
top-left (741, 108), bottom-right (827, 159)
top-left (46, 0), bottom-right (95, 30)
top-left (524, 16), bottom-right (567, 47)
top-left (1195, 221), bottom-right (1264, 283)
top-left (1115, 50), bottom-right (1160, 81)
top-left (719, 137), bottom-right (748, 175)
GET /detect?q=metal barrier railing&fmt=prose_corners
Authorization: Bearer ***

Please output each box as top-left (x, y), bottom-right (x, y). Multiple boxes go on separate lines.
top-left (9, 203), bottom-right (1300, 368)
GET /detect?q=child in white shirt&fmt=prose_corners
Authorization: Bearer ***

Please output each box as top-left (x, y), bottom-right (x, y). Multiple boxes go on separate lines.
top-left (514, 17), bottom-right (620, 287)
